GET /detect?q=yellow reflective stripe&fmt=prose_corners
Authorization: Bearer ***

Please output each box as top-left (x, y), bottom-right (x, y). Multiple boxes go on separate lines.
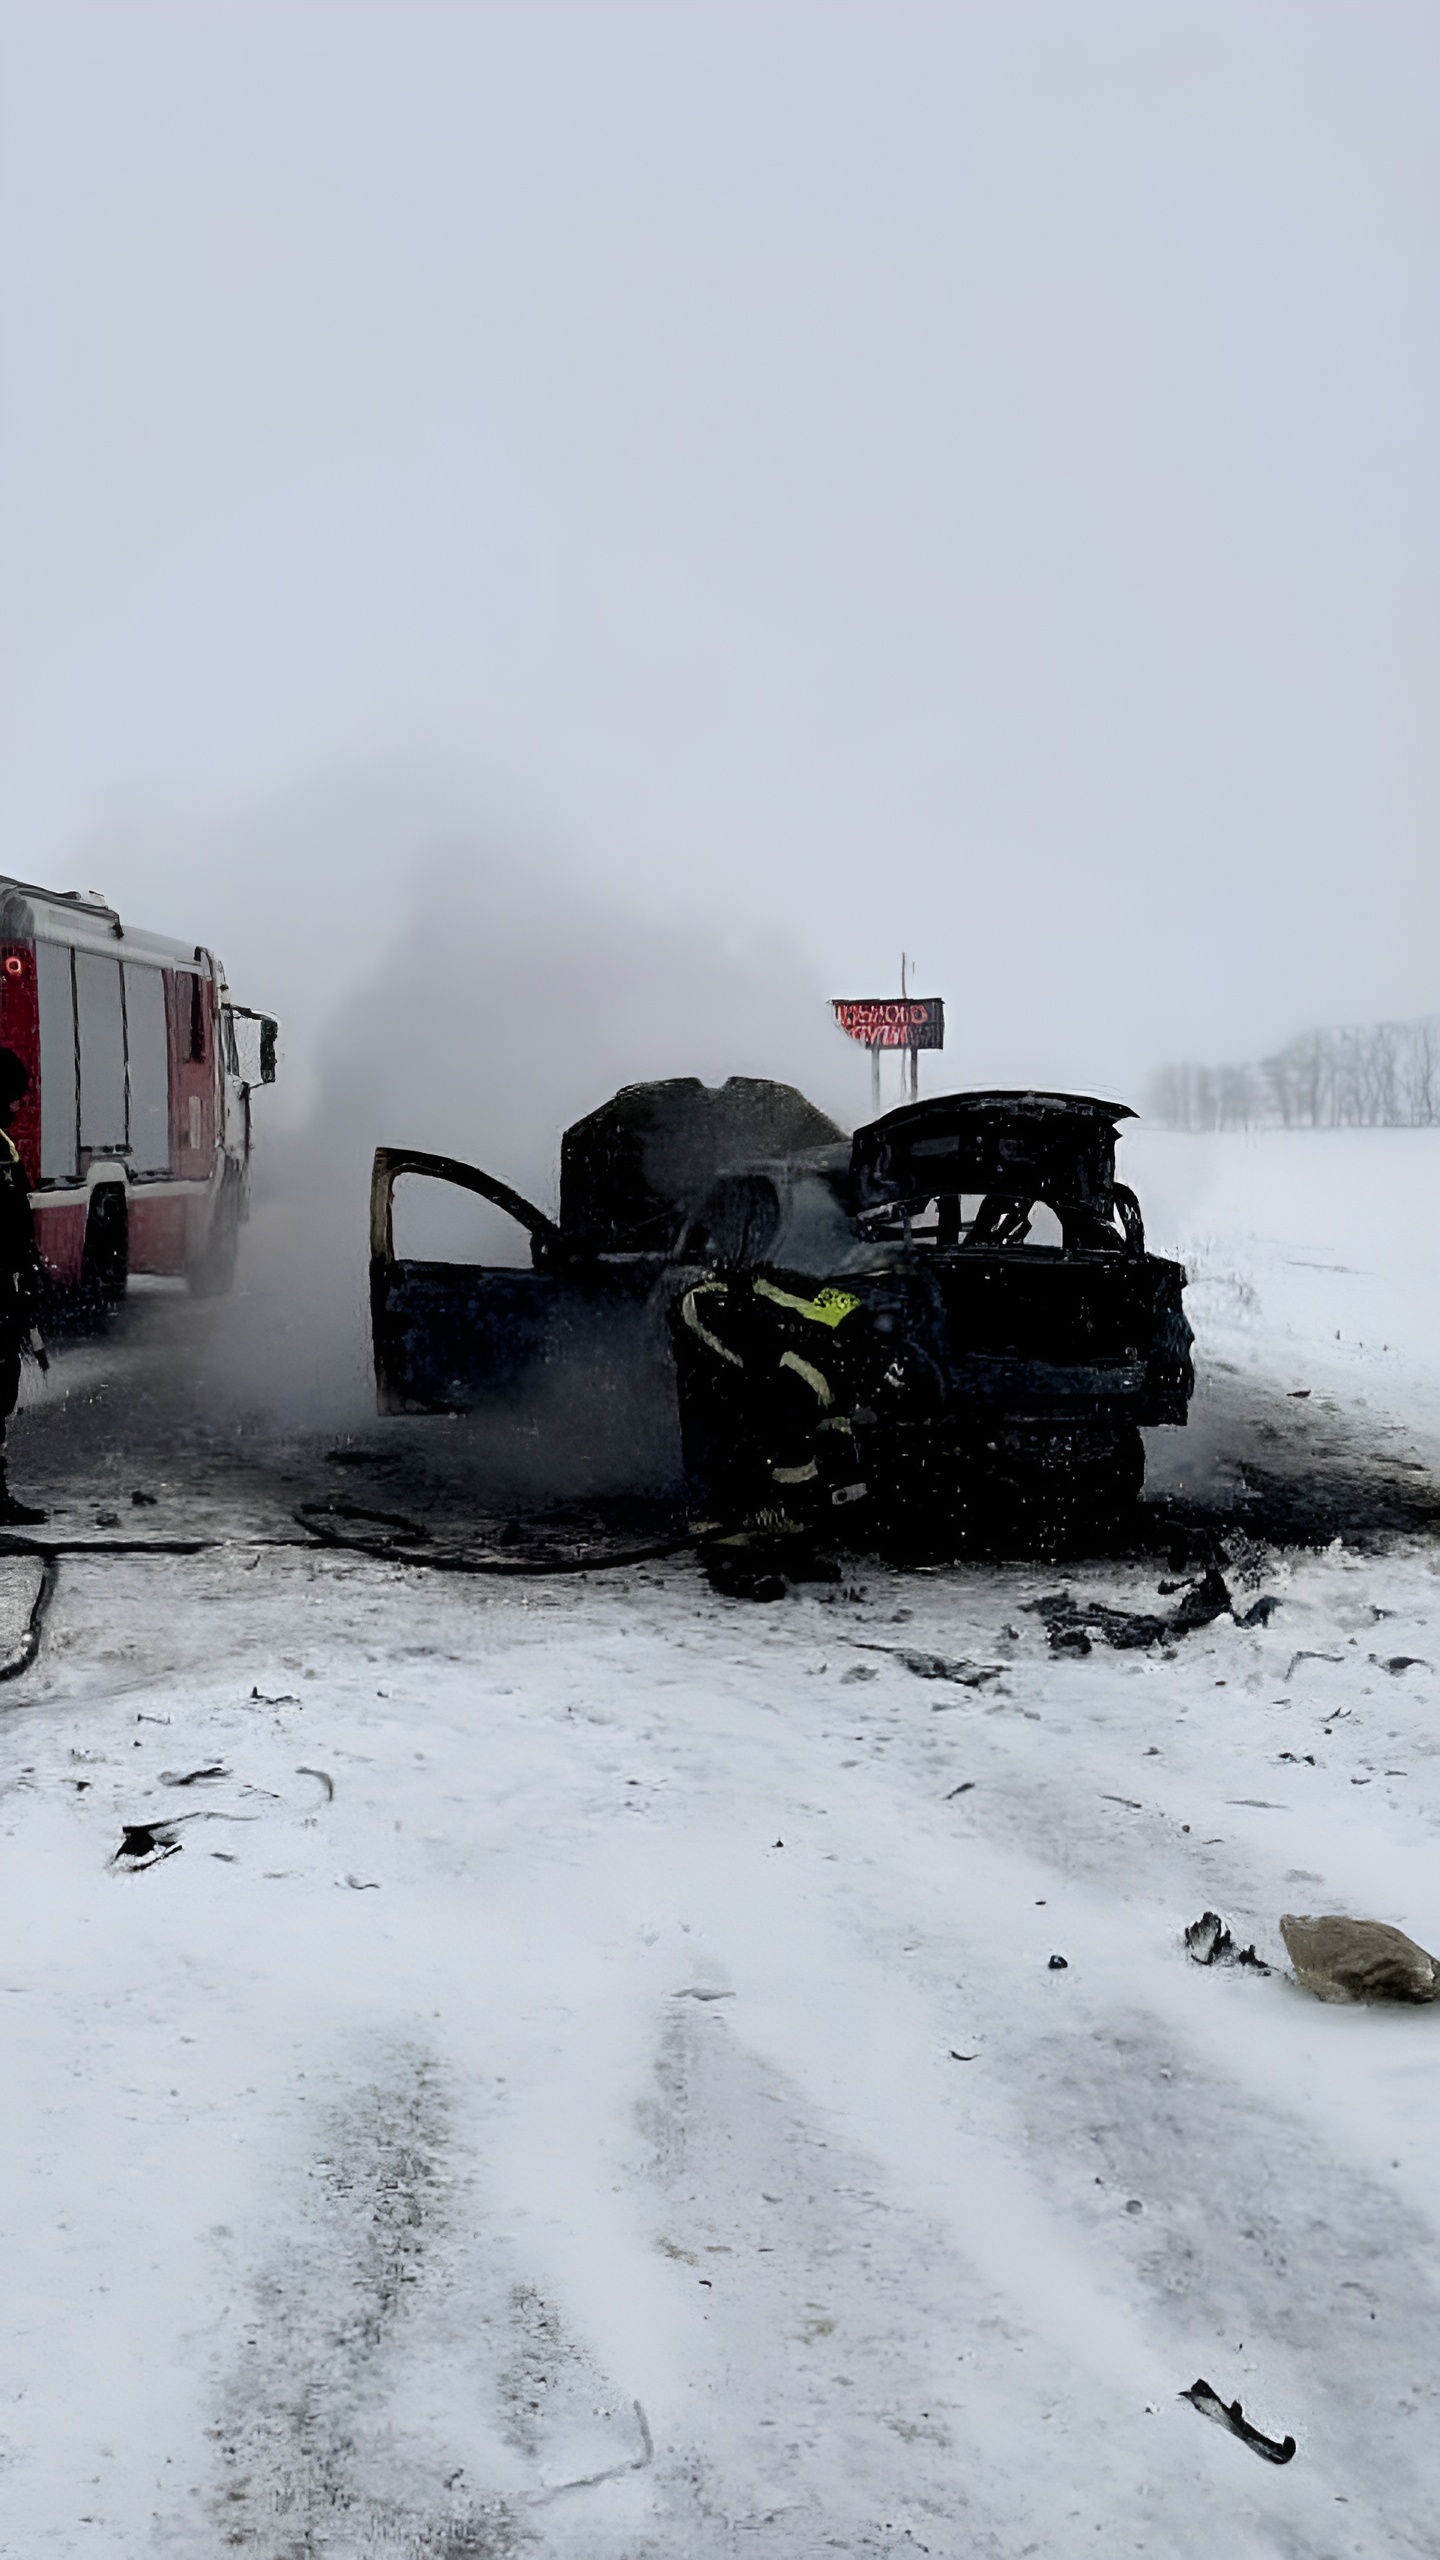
top-left (779, 1348), bottom-right (832, 1406)
top-left (681, 1285), bottom-right (744, 1369)
top-left (772, 1459), bottom-right (820, 1484)
top-left (753, 1276), bottom-right (860, 1328)
top-left (815, 1414), bottom-right (855, 1436)
top-left (0, 1132), bottom-right (18, 1164)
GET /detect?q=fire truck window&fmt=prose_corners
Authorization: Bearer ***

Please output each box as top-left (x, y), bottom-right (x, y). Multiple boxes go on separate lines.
top-left (36, 940), bottom-right (77, 1181)
top-left (76, 952), bottom-right (127, 1154)
top-left (188, 973), bottom-right (207, 1063)
top-left (124, 963), bottom-right (169, 1175)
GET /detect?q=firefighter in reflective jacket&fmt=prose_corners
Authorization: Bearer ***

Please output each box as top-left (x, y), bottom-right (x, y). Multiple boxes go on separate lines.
top-left (672, 1268), bottom-right (870, 1542)
top-left (0, 1049), bottom-right (48, 1525)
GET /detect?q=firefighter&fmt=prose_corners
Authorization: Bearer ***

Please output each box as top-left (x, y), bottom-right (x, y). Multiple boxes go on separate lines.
top-left (672, 1267), bottom-right (870, 1592)
top-left (0, 1049), bottom-right (48, 1525)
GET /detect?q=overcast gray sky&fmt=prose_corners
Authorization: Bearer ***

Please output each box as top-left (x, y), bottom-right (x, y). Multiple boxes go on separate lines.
top-left (1, 0), bottom-right (1434, 1118)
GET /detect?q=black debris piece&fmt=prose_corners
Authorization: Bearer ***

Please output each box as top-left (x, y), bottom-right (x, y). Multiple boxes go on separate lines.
top-left (1380, 1655), bottom-right (1429, 1675)
top-left (847, 1641), bottom-right (1004, 1686)
top-left (159, 1763), bottom-right (230, 1787)
top-left (95, 1511), bottom-right (120, 1529)
top-left (1034, 1591), bottom-right (1170, 1651)
top-left (112, 1822), bottom-right (181, 1869)
top-left (1181, 2379), bottom-right (1295, 2465)
top-left (1052, 1624), bottom-right (1092, 1657)
top-left (250, 1687), bottom-right (300, 1704)
top-left (1185, 1909), bottom-right (1228, 1964)
top-left (1168, 1567), bottom-right (1237, 1631)
top-left (1032, 1566), bottom-right (1273, 1655)
top-left (898, 1648), bottom-right (1005, 1685)
top-left (297, 1765), bottom-right (335, 1800)
top-left (1184, 1910), bottom-right (1271, 1974)
top-left (130, 1489), bottom-right (158, 1507)
top-left (1048, 1953), bottom-right (1068, 1970)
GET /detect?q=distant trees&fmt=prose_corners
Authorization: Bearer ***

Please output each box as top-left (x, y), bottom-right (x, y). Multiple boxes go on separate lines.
top-left (1148, 1018), bottom-right (1440, 1130)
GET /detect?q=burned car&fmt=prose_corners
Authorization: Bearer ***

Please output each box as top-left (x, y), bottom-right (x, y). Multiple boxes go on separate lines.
top-left (370, 1078), bottom-right (1193, 1537)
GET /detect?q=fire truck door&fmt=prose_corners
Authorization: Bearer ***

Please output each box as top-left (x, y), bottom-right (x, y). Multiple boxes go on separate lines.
top-left (167, 967), bottom-right (216, 1171)
top-left (369, 1147), bottom-right (655, 1414)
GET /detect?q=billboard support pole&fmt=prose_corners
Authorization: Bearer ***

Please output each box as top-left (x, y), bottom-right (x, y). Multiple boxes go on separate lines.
top-left (900, 953), bottom-right (917, 1102)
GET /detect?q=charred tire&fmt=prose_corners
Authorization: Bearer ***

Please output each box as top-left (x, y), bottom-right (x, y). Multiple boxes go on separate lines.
top-left (188, 1173), bottom-right (242, 1298)
top-left (80, 1183), bottom-right (129, 1316)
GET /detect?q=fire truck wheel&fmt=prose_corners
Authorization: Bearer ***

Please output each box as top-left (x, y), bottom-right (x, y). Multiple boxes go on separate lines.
top-left (188, 1176), bottom-right (241, 1297)
top-left (80, 1184), bottom-right (129, 1316)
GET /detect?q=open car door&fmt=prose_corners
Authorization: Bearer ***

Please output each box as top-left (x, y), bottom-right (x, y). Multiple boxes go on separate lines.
top-left (369, 1147), bottom-right (667, 1414)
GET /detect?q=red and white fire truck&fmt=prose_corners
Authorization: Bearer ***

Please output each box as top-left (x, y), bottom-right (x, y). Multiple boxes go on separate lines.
top-left (0, 873), bottom-right (276, 1305)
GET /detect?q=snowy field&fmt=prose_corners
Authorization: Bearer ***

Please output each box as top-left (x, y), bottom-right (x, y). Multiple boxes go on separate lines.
top-left (1129, 1125), bottom-right (1440, 1473)
top-left (1, 1131), bottom-right (1439, 2557)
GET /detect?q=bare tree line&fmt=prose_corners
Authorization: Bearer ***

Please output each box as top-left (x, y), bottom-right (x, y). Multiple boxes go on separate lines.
top-left (1149, 1016), bottom-right (1440, 1130)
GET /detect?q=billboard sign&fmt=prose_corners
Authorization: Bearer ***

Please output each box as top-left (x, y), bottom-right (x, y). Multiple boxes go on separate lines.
top-left (832, 997), bottom-right (944, 1051)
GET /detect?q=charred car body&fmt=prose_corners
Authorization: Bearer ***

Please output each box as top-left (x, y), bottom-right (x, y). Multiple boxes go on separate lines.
top-left (371, 1078), bottom-right (1193, 1537)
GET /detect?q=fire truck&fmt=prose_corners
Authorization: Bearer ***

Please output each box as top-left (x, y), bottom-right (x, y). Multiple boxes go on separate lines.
top-left (0, 874), bottom-right (276, 1307)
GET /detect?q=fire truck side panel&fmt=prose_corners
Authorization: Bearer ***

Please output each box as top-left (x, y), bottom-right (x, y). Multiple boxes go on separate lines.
top-left (127, 1194), bottom-right (190, 1275)
top-left (35, 1201), bottom-right (87, 1287)
top-left (0, 942), bottom-right (41, 1176)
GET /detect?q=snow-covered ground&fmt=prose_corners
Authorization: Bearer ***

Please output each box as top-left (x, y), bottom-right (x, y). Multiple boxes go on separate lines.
top-left (2, 1133), bottom-right (1439, 2557)
top-left (1129, 1125), bottom-right (1440, 1467)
